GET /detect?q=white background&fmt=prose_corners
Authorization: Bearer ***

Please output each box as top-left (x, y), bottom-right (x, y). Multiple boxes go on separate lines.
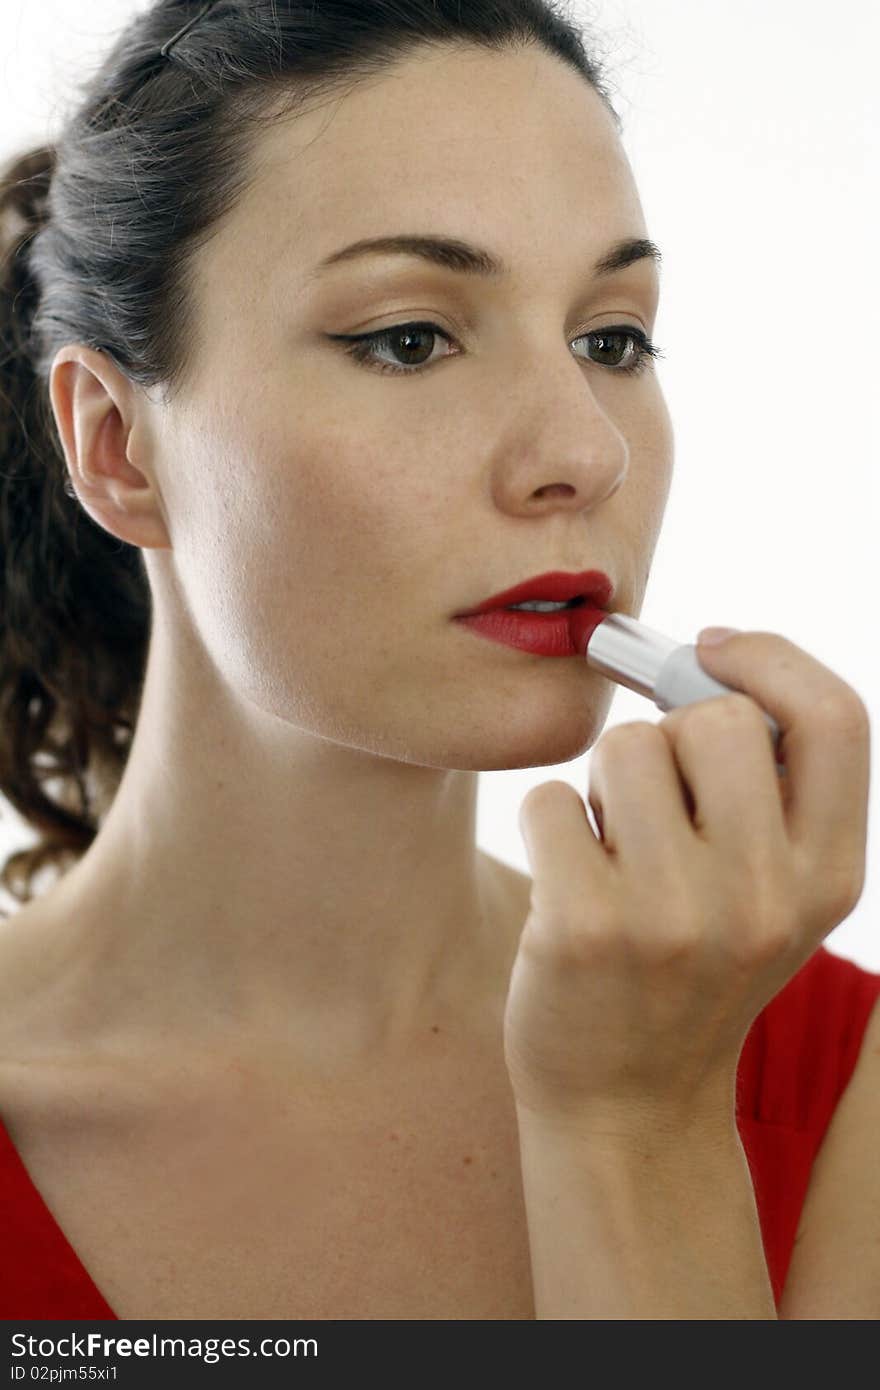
top-left (1, 1), bottom-right (878, 970)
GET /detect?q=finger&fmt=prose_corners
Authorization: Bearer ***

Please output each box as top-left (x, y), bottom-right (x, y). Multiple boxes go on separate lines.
top-left (518, 779), bottom-right (607, 915)
top-left (693, 631), bottom-right (871, 871)
top-left (587, 721), bottom-right (695, 871)
top-left (658, 692), bottom-right (788, 863)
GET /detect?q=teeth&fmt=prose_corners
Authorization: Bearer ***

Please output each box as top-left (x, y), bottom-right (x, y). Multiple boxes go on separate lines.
top-left (507, 599), bottom-right (578, 612)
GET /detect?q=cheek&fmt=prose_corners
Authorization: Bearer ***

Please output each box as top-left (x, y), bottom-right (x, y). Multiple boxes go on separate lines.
top-left (168, 423), bottom-right (429, 698)
top-left (285, 424), bottom-right (441, 588)
top-left (635, 401), bottom-right (675, 574)
top-left (604, 393), bottom-right (673, 578)
top-left (634, 388), bottom-right (675, 514)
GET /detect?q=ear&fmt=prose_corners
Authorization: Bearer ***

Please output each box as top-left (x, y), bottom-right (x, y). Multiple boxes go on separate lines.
top-left (49, 344), bottom-right (171, 551)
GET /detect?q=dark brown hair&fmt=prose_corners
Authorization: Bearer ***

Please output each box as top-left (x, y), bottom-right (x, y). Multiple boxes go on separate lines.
top-left (0, 0), bottom-right (620, 917)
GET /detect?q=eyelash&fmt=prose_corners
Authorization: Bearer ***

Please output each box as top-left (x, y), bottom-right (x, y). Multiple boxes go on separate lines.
top-left (329, 320), bottom-right (663, 379)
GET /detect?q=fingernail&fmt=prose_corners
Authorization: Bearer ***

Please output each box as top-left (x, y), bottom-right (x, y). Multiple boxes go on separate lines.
top-left (697, 626), bottom-right (741, 646)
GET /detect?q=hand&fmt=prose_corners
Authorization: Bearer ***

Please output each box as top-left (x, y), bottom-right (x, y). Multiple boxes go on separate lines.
top-left (503, 630), bottom-right (870, 1137)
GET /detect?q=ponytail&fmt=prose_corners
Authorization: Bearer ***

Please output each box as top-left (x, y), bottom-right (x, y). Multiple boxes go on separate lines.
top-left (0, 146), bottom-right (148, 918)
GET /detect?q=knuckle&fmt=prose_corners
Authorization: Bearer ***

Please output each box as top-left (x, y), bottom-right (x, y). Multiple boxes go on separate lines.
top-left (793, 840), bottom-right (866, 925)
top-left (823, 861), bottom-right (866, 923)
top-left (811, 687), bottom-right (870, 739)
top-left (708, 692), bottom-right (764, 730)
top-left (595, 720), bottom-right (660, 761)
top-left (668, 693), bottom-right (761, 746)
top-left (637, 920), bottom-right (703, 969)
top-left (748, 911), bottom-right (797, 963)
top-left (523, 780), bottom-right (563, 811)
top-left (520, 778), bottom-right (574, 820)
top-left (730, 900), bottom-right (797, 968)
top-left (780, 847), bottom-right (866, 943)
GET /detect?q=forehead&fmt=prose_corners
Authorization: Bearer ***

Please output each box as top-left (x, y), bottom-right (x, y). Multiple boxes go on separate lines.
top-left (219, 44), bottom-right (645, 280)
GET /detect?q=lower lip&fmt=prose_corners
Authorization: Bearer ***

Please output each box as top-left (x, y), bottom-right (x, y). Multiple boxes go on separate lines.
top-left (453, 604), bottom-right (609, 657)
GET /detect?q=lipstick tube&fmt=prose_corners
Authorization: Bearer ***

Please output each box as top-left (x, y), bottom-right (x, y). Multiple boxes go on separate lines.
top-left (585, 613), bottom-right (785, 773)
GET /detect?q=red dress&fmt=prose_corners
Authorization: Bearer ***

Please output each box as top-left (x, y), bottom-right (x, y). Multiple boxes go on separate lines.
top-left (1, 944), bottom-right (878, 1319)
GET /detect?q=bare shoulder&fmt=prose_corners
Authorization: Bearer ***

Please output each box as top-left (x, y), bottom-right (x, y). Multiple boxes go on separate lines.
top-left (0, 895), bottom-right (88, 1086)
top-left (0, 903), bottom-right (55, 1093)
top-left (0, 906), bottom-right (49, 1128)
top-left (0, 899), bottom-right (164, 1148)
top-left (0, 904), bottom-right (38, 1049)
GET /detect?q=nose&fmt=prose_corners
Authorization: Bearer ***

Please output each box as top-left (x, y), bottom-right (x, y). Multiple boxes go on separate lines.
top-left (489, 356), bottom-right (629, 516)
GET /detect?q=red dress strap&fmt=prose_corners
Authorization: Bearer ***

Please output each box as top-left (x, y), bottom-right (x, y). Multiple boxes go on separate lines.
top-left (736, 945), bottom-right (880, 1307)
top-left (0, 1113), bottom-right (116, 1318)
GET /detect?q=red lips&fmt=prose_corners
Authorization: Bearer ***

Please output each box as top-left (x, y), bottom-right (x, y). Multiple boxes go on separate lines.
top-left (455, 569), bottom-right (615, 617)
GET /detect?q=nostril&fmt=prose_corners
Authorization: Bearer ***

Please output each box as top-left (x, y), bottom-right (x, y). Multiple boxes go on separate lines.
top-left (534, 483), bottom-right (575, 499)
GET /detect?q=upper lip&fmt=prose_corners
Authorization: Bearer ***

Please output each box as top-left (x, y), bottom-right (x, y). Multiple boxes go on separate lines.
top-left (455, 570), bottom-right (615, 617)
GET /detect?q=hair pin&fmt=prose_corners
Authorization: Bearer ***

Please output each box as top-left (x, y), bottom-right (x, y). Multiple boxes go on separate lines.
top-left (160, 1), bottom-right (221, 60)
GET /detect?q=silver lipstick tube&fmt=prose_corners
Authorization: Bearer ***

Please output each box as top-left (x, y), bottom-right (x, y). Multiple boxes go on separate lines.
top-left (585, 613), bottom-right (784, 770)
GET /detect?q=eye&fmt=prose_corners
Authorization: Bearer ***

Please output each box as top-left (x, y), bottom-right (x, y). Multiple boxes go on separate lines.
top-left (328, 321), bottom-right (663, 378)
top-left (329, 322), bottom-right (459, 375)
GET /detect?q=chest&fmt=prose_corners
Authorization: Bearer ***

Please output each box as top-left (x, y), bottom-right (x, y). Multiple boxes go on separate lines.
top-left (1, 1061), bottom-right (536, 1320)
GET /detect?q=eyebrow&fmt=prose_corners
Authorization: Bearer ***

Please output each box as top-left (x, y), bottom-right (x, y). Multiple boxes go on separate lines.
top-left (309, 233), bottom-right (662, 282)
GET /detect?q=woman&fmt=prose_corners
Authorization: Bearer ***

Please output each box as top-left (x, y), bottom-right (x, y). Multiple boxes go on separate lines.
top-left (0, 0), bottom-right (877, 1321)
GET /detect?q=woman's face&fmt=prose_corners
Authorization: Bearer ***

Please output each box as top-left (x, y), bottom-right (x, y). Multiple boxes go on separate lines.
top-left (152, 42), bottom-right (674, 771)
